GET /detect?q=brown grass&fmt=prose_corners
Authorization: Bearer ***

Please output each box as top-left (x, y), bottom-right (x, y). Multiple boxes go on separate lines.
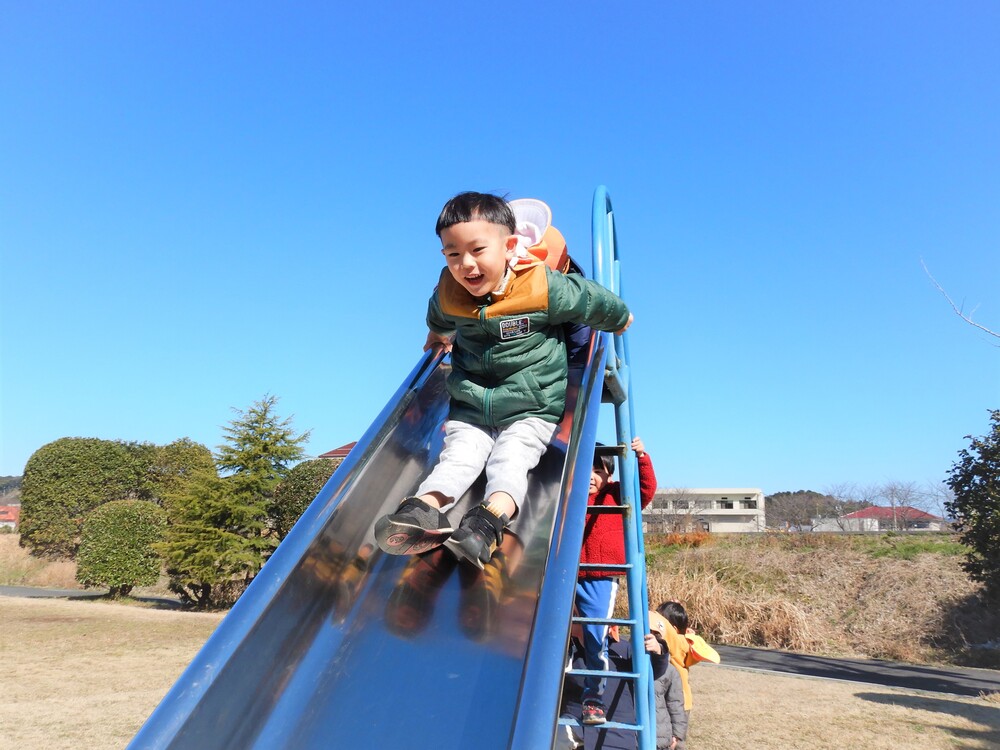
top-left (0, 597), bottom-right (223, 749)
top-left (691, 664), bottom-right (1000, 749)
top-left (1, 597), bottom-right (997, 750)
top-left (0, 534), bottom-right (78, 588)
top-left (638, 535), bottom-right (1000, 668)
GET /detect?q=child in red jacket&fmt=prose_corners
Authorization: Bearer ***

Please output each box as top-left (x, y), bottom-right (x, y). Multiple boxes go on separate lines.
top-left (577, 436), bottom-right (657, 724)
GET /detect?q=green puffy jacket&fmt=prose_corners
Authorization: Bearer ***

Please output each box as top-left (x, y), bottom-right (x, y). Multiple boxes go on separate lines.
top-left (427, 262), bottom-right (630, 428)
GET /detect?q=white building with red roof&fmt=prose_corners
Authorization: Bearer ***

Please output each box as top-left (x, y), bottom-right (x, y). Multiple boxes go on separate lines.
top-left (813, 505), bottom-right (945, 532)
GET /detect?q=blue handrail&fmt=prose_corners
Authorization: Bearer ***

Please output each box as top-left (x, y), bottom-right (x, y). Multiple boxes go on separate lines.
top-left (590, 186), bottom-right (656, 750)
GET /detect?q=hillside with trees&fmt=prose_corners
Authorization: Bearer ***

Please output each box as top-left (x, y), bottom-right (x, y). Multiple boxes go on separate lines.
top-left (0, 475), bottom-right (22, 503)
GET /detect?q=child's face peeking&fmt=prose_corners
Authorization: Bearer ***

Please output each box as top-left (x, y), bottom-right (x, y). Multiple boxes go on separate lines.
top-left (590, 463), bottom-right (612, 496)
top-left (440, 219), bottom-right (517, 298)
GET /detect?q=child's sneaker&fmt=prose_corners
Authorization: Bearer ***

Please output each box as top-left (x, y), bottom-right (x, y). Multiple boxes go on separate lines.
top-left (581, 700), bottom-right (607, 725)
top-left (375, 497), bottom-right (454, 555)
top-left (444, 503), bottom-right (509, 569)
top-left (384, 548), bottom-right (457, 636)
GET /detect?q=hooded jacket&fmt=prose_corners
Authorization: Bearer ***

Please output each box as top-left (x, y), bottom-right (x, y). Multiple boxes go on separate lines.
top-left (427, 261), bottom-right (630, 429)
top-left (654, 661), bottom-right (688, 747)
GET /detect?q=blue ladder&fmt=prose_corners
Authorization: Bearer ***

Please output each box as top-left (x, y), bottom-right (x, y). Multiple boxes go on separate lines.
top-left (557, 186), bottom-right (656, 750)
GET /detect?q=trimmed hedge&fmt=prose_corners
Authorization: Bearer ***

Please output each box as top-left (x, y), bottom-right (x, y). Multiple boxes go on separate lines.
top-left (76, 499), bottom-right (167, 597)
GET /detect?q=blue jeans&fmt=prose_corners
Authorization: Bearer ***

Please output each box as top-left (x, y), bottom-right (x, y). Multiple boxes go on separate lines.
top-left (575, 577), bottom-right (618, 702)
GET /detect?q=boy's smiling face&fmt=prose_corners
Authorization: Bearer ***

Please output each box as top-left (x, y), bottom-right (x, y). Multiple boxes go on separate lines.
top-left (440, 219), bottom-right (517, 297)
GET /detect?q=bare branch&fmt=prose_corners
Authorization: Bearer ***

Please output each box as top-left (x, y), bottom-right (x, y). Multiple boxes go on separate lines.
top-left (921, 258), bottom-right (1000, 341)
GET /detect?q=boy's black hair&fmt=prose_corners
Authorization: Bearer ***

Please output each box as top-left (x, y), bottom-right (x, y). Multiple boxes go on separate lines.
top-left (592, 442), bottom-right (615, 475)
top-left (436, 191), bottom-right (516, 237)
top-left (657, 600), bottom-right (689, 634)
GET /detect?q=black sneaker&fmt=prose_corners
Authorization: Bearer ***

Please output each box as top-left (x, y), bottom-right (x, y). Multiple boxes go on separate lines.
top-left (458, 549), bottom-right (509, 641)
top-left (581, 700), bottom-right (607, 725)
top-left (384, 548), bottom-right (457, 636)
top-left (444, 503), bottom-right (509, 569)
top-left (375, 497), bottom-right (454, 555)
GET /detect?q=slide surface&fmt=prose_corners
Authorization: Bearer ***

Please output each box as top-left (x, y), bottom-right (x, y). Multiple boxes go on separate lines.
top-left (130, 335), bottom-right (609, 750)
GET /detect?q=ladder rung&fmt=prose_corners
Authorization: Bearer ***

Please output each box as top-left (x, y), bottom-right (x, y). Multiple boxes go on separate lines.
top-left (558, 717), bottom-right (642, 731)
top-left (578, 563), bottom-right (631, 572)
top-left (572, 616), bottom-right (635, 627)
top-left (586, 504), bottom-right (627, 514)
top-left (602, 367), bottom-right (627, 404)
top-left (569, 668), bottom-right (641, 681)
top-left (594, 443), bottom-right (626, 458)
top-left (602, 372), bottom-right (627, 405)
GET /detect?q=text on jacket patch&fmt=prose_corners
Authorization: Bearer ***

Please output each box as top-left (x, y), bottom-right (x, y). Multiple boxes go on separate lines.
top-left (499, 316), bottom-right (531, 340)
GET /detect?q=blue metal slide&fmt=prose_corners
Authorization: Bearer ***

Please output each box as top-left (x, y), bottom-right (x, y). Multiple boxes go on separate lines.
top-left (129, 187), bottom-right (648, 750)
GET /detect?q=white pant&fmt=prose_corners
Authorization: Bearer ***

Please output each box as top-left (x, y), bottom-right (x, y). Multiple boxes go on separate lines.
top-left (416, 417), bottom-right (557, 513)
top-left (554, 720), bottom-right (583, 749)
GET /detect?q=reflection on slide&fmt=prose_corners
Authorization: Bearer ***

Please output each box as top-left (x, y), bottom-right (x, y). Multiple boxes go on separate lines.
top-left (130, 334), bottom-right (609, 750)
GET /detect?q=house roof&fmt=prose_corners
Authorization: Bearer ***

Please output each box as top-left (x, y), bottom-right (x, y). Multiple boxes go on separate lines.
top-left (318, 442), bottom-right (357, 460)
top-left (0, 505), bottom-right (20, 524)
top-left (842, 506), bottom-right (941, 521)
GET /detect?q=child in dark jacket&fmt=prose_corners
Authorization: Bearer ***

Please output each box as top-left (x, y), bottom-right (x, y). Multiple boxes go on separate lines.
top-left (376, 192), bottom-right (633, 569)
top-left (654, 657), bottom-right (688, 749)
top-left (577, 437), bottom-right (657, 724)
top-left (559, 622), bottom-right (669, 750)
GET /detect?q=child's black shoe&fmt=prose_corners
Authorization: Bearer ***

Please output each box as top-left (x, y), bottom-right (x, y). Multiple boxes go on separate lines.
top-left (445, 503), bottom-right (509, 569)
top-left (375, 497), bottom-right (454, 555)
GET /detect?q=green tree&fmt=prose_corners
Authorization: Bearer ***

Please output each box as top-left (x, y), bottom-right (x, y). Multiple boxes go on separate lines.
top-left (217, 394), bottom-right (311, 540)
top-left (151, 438), bottom-right (216, 500)
top-left (271, 457), bottom-right (341, 539)
top-left (158, 396), bottom-right (310, 607)
top-left (216, 394), bottom-right (310, 496)
top-left (946, 409), bottom-right (1000, 600)
top-left (764, 490), bottom-right (838, 530)
top-left (19, 438), bottom-right (156, 557)
top-left (76, 500), bottom-right (167, 597)
top-left (158, 472), bottom-right (276, 607)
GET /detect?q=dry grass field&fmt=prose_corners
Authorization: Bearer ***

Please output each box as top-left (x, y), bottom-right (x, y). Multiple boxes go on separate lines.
top-left (0, 597), bottom-right (224, 749)
top-left (641, 532), bottom-right (1000, 669)
top-left (2, 597), bottom-right (998, 749)
top-left (3, 533), bottom-right (1000, 748)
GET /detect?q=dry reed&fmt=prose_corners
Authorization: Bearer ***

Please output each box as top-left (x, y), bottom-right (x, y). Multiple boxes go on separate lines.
top-left (0, 534), bottom-right (78, 588)
top-left (636, 536), bottom-right (1000, 666)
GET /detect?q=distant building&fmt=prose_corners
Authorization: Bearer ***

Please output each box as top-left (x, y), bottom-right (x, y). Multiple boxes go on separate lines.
top-left (812, 506), bottom-right (945, 533)
top-left (318, 442), bottom-right (357, 460)
top-left (0, 505), bottom-right (20, 530)
top-left (643, 488), bottom-right (766, 533)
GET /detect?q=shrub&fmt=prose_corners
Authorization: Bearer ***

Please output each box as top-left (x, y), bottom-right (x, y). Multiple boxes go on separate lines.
top-left (270, 458), bottom-right (341, 539)
top-left (946, 409), bottom-right (1000, 600)
top-left (20, 437), bottom-right (156, 557)
top-left (76, 500), bottom-right (166, 597)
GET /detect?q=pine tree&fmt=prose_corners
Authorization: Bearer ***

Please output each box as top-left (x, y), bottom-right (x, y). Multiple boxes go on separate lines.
top-left (159, 395), bottom-right (310, 607)
top-left (216, 394), bottom-right (310, 501)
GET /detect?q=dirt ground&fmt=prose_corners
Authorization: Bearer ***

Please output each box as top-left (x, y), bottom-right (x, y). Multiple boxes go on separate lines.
top-left (2, 597), bottom-right (998, 749)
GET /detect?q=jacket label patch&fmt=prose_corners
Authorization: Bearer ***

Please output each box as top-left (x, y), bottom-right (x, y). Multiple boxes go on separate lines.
top-left (499, 316), bottom-right (531, 340)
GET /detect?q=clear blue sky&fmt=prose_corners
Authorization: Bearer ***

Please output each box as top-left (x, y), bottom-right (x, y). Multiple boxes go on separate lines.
top-left (2, 3), bottom-right (997, 497)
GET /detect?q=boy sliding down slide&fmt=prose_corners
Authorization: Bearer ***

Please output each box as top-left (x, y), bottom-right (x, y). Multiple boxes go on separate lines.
top-left (375, 191), bottom-right (632, 568)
